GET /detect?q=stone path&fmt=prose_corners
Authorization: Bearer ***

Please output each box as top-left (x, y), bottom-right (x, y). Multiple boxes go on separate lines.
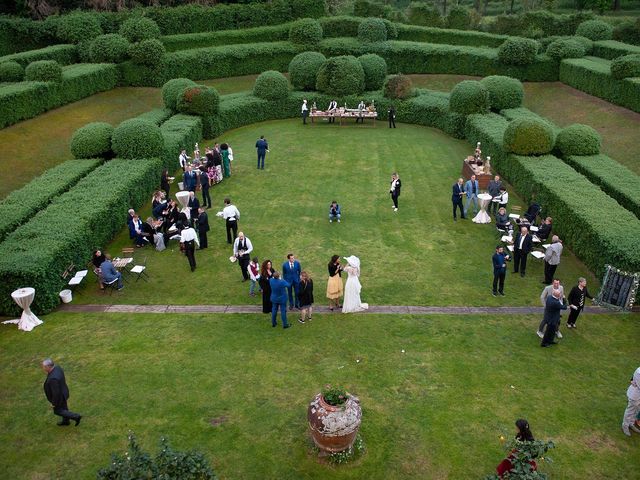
top-left (58, 304), bottom-right (614, 315)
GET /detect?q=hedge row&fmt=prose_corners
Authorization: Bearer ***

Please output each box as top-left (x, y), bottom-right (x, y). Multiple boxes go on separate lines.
top-left (395, 24), bottom-right (508, 48)
top-left (160, 114), bottom-right (204, 169)
top-left (0, 63), bottom-right (119, 128)
top-left (464, 112), bottom-right (510, 169)
top-left (161, 24), bottom-right (291, 52)
top-left (0, 159), bottom-right (102, 243)
top-left (486, 10), bottom-right (595, 38)
top-left (559, 57), bottom-right (640, 113)
top-left (0, 16), bottom-right (53, 56)
top-left (592, 40), bottom-right (640, 60)
top-left (500, 107), bottom-right (560, 133)
top-left (564, 154), bottom-right (640, 219)
top-left (0, 44), bottom-right (77, 67)
top-left (0, 158), bottom-right (162, 316)
top-left (135, 108), bottom-right (173, 126)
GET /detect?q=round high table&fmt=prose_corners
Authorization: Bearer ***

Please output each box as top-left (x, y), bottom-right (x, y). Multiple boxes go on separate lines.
top-left (473, 193), bottom-right (493, 224)
top-left (1, 288), bottom-right (43, 332)
top-left (175, 190), bottom-right (191, 220)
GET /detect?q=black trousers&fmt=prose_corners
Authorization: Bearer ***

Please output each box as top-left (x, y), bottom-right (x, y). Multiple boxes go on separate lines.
top-left (53, 399), bottom-right (80, 424)
top-left (201, 186), bottom-right (211, 208)
top-left (198, 230), bottom-right (208, 249)
top-left (329, 115), bottom-right (335, 123)
top-left (184, 241), bottom-right (196, 271)
top-left (513, 250), bottom-right (528, 275)
top-left (226, 219), bottom-right (238, 244)
top-left (391, 193), bottom-right (399, 208)
top-left (567, 307), bottom-right (582, 326)
top-left (493, 271), bottom-right (505, 294)
top-left (356, 116), bottom-right (364, 124)
top-left (389, 116), bottom-right (396, 128)
top-left (239, 254), bottom-right (250, 280)
top-left (452, 199), bottom-right (464, 219)
top-left (302, 111), bottom-right (308, 124)
top-left (541, 320), bottom-right (558, 346)
top-left (544, 261), bottom-right (558, 284)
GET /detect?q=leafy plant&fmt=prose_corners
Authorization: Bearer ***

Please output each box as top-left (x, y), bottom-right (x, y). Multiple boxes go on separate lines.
top-left (316, 55), bottom-right (365, 96)
top-left (383, 74), bottom-right (414, 100)
top-left (177, 85), bottom-right (220, 116)
top-left (610, 54), bottom-right (640, 80)
top-left (480, 76), bottom-right (524, 111)
top-left (503, 117), bottom-right (555, 155)
top-left (56, 12), bottom-right (103, 44)
top-left (484, 438), bottom-right (555, 479)
top-left (322, 384), bottom-right (347, 406)
top-left (545, 38), bottom-right (585, 60)
top-left (70, 122), bottom-right (114, 159)
top-left (576, 20), bottom-right (613, 41)
top-left (253, 70), bottom-right (290, 101)
top-left (358, 53), bottom-right (387, 90)
top-left (497, 37), bottom-right (540, 66)
top-left (0, 61), bottom-right (24, 82)
top-left (289, 18), bottom-right (323, 49)
top-left (449, 80), bottom-right (490, 115)
top-left (112, 119), bottom-right (164, 159)
top-left (162, 78), bottom-right (197, 111)
top-left (357, 17), bottom-right (387, 43)
top-left (555, 123), bottom-right (601, 156)
top-left (119, 16), bottom-right (161, 43)
top-left (89, 34), bottom-right (130, 64)
top-left (129, 38), bottom-right (166, 67)
top-left (25, 60), bottom-right (62, 82)
top-left (289, 51), bottom-right (327, 90)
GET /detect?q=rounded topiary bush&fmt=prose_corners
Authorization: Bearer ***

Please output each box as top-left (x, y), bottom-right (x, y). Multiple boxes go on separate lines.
top-left (177, 85), bottom-right (220, 116)
top-left (129, 39), bottom-right (166, 67)
top-left (316, 55), bottom-right (365, 96)
top-left (358, 17), bottom-right (387, 43)
top-left (70, 122), bottom-right (114, 159)
top-left (112, 119), bottom-right (164, 159)
top-left (497, 37), bottom-right (540, 65)
top-left (358, 53), bottom-right (387, 91)
top-left (546, 38), bottom-right (586, 60)
top-left (610, 54), bottom-right (640, 80)
top-left (289, 18), bottom-right (323, 48)
top-left (382, 19), bottom-right (398, 39)
top-left (253, 70), bottom-right (290, 101)
top-left (289, 51), bottom-right (326, 90)
top-left (89, 34), bottom-right (130, 63)
top-left (572, 35), bottom-right (594, 55)
top-left (119, 17), bottom-right (161, 43)
top-left (555, 124), bottom-right (601, 156)
top-left (383, 74), bottom-right (414, 100)
top-left (162, 78), bottom-right (197, 110)
top-left (503, 118), bottom-right (556, 155)
top-left (449, 80), bottom-right (490, 115)
top-left (0, 61), bottom-right (24, 82)
top-left (56, 12), bottom-right (103, 44)
top-left (25, 60), bottom-right (62, 82)
top-left (613, 19), bottom-right (640, 46)
top-left (480, 75), bottom-right (524, 111)
top-left (447, 6), bottom-right (472, 30)
top-left (576, 19), bottom-right (613, 41)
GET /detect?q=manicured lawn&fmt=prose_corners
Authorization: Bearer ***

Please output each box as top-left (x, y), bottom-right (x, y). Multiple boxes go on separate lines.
top-left (74, 119), bottom-right (598, 307)
top-left (1, 311), bottom-right (638, 479)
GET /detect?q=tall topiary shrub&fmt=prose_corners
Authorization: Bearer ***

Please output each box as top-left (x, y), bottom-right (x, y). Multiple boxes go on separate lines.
top-left (70, 122), bottom-right (114, 159)
top-left (289, 18), bottom-right (323, 49)
top-left (177, 85), bottom-right (220, 116)
top-left (576, 19), bottom-right (613, 41)
top-left (503, 118), bottom-right (556, 155)
top-left (447, 6), bottom-right (472, 30)
top-left (253, 71), bottom-right (290, 101)
top-left (383, 74), bottom-right (414, 99)
top-left (613, 19), bottom-right (640, 46)
top-left (357, 17), bottom-right (387, 43)
top-left (407, 2), bottom-right (443, 27)
top-left (129, 39), bottom-right (166, 67)
top-left (25, 60), bottom-right (62, 82)
top-left (480, 76), bottom-right (524, 111)
top-left (555, 124), bottom-right (601, 156)
top-left (316, 55), bottom-right (365, 96)
top-left (119, 17), bottom-right (161, 43)
top-left (497, 37), bottom-right (539, 65)
top-left (289, 51), bottom-right (326, 91)
top-left (56, 13), bottom-right (103, 44)
top-left (0, 61), bottom-right (24, 82)
top-left (112, 119), bottom-right (164, 159)
top-left (163, 78), bottom-right (197, 111)
top-left (610, 54), bottom-right (640, 80)
top-left (449, 80), bottom-right (490, 115)
top-left (545, 38), bottom-right (586, 60)
top-left (358, 53), bottom-right (387, 91)
top-left (89, 34), bottom-right (130, 63)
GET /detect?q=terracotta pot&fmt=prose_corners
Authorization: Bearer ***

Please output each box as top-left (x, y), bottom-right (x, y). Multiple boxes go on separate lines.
top-left (308, 392), bottom-right (362, 453)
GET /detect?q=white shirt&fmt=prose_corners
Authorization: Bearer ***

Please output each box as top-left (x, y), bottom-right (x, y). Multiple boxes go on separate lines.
top-left (328, 101), bottom-right (337, 111)
top-left (180, 227), bottom-right (199, 246)
top-left (228, 147), bottom-right (233, 162)
top-left (499, 192), bottom-right (509, 204)
top-left (518, 234), bottom-right (526, 250)
top-left (390, 178), bottom-right (399, 193)
top-left (628, 367), bottom-right (640, 400)
top-left (301, 102), bottom-right (308, 113)
top-left (179, 152), bottom-right (189, 168)
top-left (233, 236), bottom-right (253, 256)
top-left (222, 204), bottom-right (240, 221)
top-left (248, 262), bottom-right (260, 281)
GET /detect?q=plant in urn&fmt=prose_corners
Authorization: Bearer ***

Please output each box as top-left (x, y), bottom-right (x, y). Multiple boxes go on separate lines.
top-left (308, 385), bottom-right (362, 454)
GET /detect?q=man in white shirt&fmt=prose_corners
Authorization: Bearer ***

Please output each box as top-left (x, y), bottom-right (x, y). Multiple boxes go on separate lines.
top-left (356, 100), bottom-right (365, 124)
top-left (327, 99), bottom-right (337, 123)
top-left (180, 224), bottom-right (198, 272)
top-left (179, 150), bottom-right (190, 171)
top-left (622, 366), bottom-right (640, 436)
top-left (301, 99), bottom-right (308, 125)
top-left (233, 232), bottom-right (253, 281)
top-left (222, 197), bottom-right (241, 244)
top-left (538, 279), bottom-right (565, 339)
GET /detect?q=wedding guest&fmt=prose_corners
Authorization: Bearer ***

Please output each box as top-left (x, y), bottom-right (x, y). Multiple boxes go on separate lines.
top-left (183, 165), bottom-right (197, 192)
top-left (388, 104), bottom-right (396, 128)
top-left (179, 149), bottom-right (190, 171)
top-left (100, 254), bottom-right (123, 290)
top-left (622, 366), bottom-right (640, 436)
top-left (512, 226), bottom-right (532, 277)
top-left (543, 235), bottom-right (563, 284)
top-left (390, 172), bottom-right (401, 212)
top-left (161, 169), bottom-right (171, 199)
top-left (129, 214), bottom-right (146, 247)
top-left (496, 419), bottom-right (538, 478)
top-left (248, 257), bottom-right (261, 297)
top-left (487, 175), bottom-right (502, 216)
top-left (464, 174), bottom-right (480, 217)
top-left (199, 165), bottom-right (211, 209)
top-left (270, 272), bottom-right (291, 329)
top-left (212, 145), bottom-right (223, 183)
top-left (329, 201), bottom-right (341, 223)
top-left (452, 178), bottom-right (465, 221)
top-left (537, 279), bottom-right (565, 339)
top-left (492, 245), bottom-right (509, 297)
top-left (256, 135), bottom-right (269, 169)
top-left (222, 197), bottom-right (240, 244)
top-left (495, 207), bottom-right (511, 231)
top-left (233, 232), bottom-right (253, 281)
top-left (326, 255), bottom-right (343, 311)
top-left (91, 249), bottom-right (105, 289)
top-left (298, 271), bottom-right (314, 324)
top-left (541, 289), bottom-right (567, 347)
top-left (282, 253), bottom-right (302, 309)
top-left (142, 217), bottom-right (157, 247)
top-left (197, 207), bottom-right (209, 249)
top-left (566, 277), bottom-right (593, 329)
top-left (301, 99), bottom-right (308, 124)
top-left (180, 223), bottom-right (198, 272)
top-left (221, 143), bottom-right (231, 178)
top-left (497, 186), bottom-right (509, 211)
top-left (259, 260), bottom-right (275, 313)
top-left (537, 217), bottom-right (553, 241)
top-left (42, 358), bottom-right (82, 427)
top-left (188, 191), bottom-right (200, 223)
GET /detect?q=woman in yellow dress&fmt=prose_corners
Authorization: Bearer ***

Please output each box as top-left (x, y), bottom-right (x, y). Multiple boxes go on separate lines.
top-left (326, 255), bottom-right (344, 311)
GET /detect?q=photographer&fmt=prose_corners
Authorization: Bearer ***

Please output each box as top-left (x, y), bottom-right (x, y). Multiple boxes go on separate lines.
top-left (492, 245), bottom-right (510, 297)
top-left (329, 201), bottom-right (341, 223)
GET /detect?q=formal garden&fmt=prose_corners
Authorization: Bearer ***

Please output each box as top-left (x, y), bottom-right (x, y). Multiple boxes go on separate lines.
top-left (0, 0), bottom-right (639, 478)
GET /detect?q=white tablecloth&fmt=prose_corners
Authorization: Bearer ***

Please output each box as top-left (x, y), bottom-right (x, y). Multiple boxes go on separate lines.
top-left (175, 190), bottom-right (191, 219)
top-left (2, 287), bottom-right (43, 332)
top-left (472, 193), bottom-right (493, 224)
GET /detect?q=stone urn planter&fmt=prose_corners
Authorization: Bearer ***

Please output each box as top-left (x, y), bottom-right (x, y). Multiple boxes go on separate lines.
top-left (307, 392), bottom-right (362, 453)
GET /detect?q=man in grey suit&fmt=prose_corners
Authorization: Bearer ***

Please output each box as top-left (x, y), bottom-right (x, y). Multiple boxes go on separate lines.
top-left (464, 174), bottom-right (480, 217)
top-left (42, 358), bottom-right (82, 426)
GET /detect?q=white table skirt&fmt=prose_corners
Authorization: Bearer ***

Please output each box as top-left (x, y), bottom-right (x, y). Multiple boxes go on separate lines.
top-left (2, 287), bottom-right (43, 332)
top-left (473, 194), bottom-right (493, 224)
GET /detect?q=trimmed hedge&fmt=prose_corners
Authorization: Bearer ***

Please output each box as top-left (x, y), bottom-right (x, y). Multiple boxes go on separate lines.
top-left (497, 37), bottom-right (540, 66)
top-left (0, 159), bottom-right (102, 244)
top-left (500, 107), bottom-right (558, 134)
top-left (129, 39), bottom-right (166, 67)
top-left (289, 51), bottom-right (326, 90)
top-left (503, 117), bottom-right (555, 155)
top-left (487, 10), bottom-right (595, 38)
top-left (119, 17), bottom-right (161, 43)
top-left (576, 20), bottom-right (613, 41)
top-left (56, 12), bottom-right (103, 44)
top-left (135, 108), bottom-right (173, 126)
top-left (0, 81), bottom-right (50, 128)
top-left (89, 34), bottom-right (130, 63)
top-left (0, 158), bottom-right (163, 316)
top-left (555, 124), bottom-right (601, 156)
top-left (396, 24), bottom-right (507, 48)
top-left (177, 84), bottom-right (220, 116)
top-left (449, 80), bottom-right (489, 115)
top-left (613, 19), bottom-right (640, 47)
top-left (464, 113), bottom-right (510, 168)
top-left (407, 2), bottom-right (443, 28)
top-left (58, 63), bottom-right (119, 104)
top-left (446, 6), bottom-right (472, 31)
top-left (480, 75), bottom-right (524, 111)
top-left (383, 74), bottom-right (415, 100)
top-left (564, 154), bottom-right (640, 219)
top-left (253, 71), bottom-right (290, 101)
top-left (0, 44), bottom-right (78, 67)
top-left (25, 60), bottom-right (62, 83)
top-left (358, 18), bottom-right (388, 43)
top-left (112, 119), bottom-right (164, 159)
top-left (70, 122), bottom-right (114, 159)
top-left (162, 78), bottom-right (197, 111)
top-left (358, 53), bottom-right (387, 91)
top-left (592, 40), bottom-right (640, 60)
top-left (546, 38), bottom-right (586, 60)
top-left (289, 18), bottom-right (323, 49)
top-left (0, 61), bottom-right (24, 82)
top-left (610, 54), bottom-right (640, 80)
top-left (161, 24), bottom-right (290, 52)
top-left (316, 55), bottom-right (365, 96)
top-left (160, 114), bottom-right (204, 169)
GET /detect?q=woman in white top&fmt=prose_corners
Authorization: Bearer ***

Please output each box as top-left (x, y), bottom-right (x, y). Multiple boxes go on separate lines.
top-left (342, 256), bottom-right (369, 313)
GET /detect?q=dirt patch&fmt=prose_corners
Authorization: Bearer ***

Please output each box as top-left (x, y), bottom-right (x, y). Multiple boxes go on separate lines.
top-left (209, 415), bottom-right (229, 427)
top-left (582, 431), bottom-right (620, 454)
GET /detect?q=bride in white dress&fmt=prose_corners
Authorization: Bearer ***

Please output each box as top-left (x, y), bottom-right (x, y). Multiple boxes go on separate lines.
top-left (342, 256), bottom-right (369, 313)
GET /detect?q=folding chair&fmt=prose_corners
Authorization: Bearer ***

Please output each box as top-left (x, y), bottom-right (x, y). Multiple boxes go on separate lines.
top-left (130, 257), bottom-right (149, 282)
top-left (62, 264), bottom-right (85, 294)
top-left (103, 278), bottom-right (119, 295)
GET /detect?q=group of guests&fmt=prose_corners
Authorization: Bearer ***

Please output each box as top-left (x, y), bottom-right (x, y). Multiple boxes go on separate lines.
top-left (452, 174), bottom-right (509, 221)
top-left (90, 249), bottom-right (124, 291)
top-left (179, 142), bottom-right (233, 208)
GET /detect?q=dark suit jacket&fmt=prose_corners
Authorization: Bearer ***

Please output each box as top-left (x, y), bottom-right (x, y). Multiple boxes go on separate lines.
top-left (255, 139), bottom-right (268, 153)
top-left (390, 178), bottom-right (401, 196)
top-left (270, 278), bottom-right (290, 304)
top-left (452, 183), bottom-right (464, 202)
top-left (298, 279), bottom-right (314, 306)
top-left (514, 232), bottom-right (533, 254)
top-left (282, 260), bottom-right (301, 285)
top-left (197, 212), bottom-right (209, 232)
top-left (188, 196), bottom-right (200, 218)
top-left (543, 295), bottom-right (568, 327)
top-left (44, 365), bottom-right (70, 408)
top-left (492, 252), bottom-right (508, 275)
top-left (183, 171), bottom-right (197, 190)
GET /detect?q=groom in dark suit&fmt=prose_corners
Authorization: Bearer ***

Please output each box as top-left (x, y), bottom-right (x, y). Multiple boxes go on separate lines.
top-left (282, 253), bottom-right (301, 309)
top-left (270, 272), bottom-right (291, 328)
top-left (42, 358), bottom-right (82, 426)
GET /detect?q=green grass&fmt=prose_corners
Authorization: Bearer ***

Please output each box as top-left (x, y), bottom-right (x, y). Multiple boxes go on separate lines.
top-left (74, 119), bottom-right (598, 307)
top-left (1, 311), bottom-right (638, 479)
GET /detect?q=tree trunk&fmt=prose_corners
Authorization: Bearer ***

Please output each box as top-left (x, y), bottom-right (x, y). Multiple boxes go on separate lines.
top-left (510, 0), bottom-right (515, 13)
top-left (612, 0), bottom-right (620, 10)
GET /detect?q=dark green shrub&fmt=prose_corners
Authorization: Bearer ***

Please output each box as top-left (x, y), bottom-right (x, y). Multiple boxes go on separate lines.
top-left (357, 17), bottom-right (387, 43)
top-left (119, 17), bottom-right (161, 43)
top-left (176, 85), bottom-right (220, 116)
top-left (70, 122), bottom-right (114, 159)
top-left (0, 44), bottom-right (78, 68)
top-left (447, 6), bottom-right (471, 30)
top-left (613, 19), bottom-right (640, 46)
top-left (497, 37), bottom-right (540, 65)
top-left (546, 38), bottom-right (586, 60)
top-left (289, 18), bottom-right (323, 49)
top-left (316, 55), bottom-right (365, 96)
top-left (253, 70), bottom-right (290, 100)
top-left (354, 0), bottom-right (386, 17)
top-left (25, 60), bottom-right (62, 82)
top-left (503, 117), bottom-right (555, 155)
top-left (382, 19), bottom-right (399, 39)
top-left (162, 78), bottom-right (197, 110)
top-left (555, 124), bottom-right (601, 156)
top-left (89, 34), bottom-right (130, 63)
top-left (407, 2), bottom-right (443, 28)
top-left (0, 61), bottom-right (24, 81)
top-left (56, 12), bottom-right (103, 44)
top-left (289, 51), bottom-right (326, 90)
top-left (576, 20), bottom-right (613, 41)
top-left (358, 53), bottom-right (387, 90)
top-left (129, 39), bottom-right (166, 67)
top-left (383, 74), bottom-right (414, 99)
top-left (112, 119), bottom-right (164, 159)
top-left (572, 36), bottom-right (594, 54)
top-left (449, 80), bottom-right (489, 115)
top-left (610, 54), bottom-right (640, 80)
top-left (480, 75), bottom-right (524, 111)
